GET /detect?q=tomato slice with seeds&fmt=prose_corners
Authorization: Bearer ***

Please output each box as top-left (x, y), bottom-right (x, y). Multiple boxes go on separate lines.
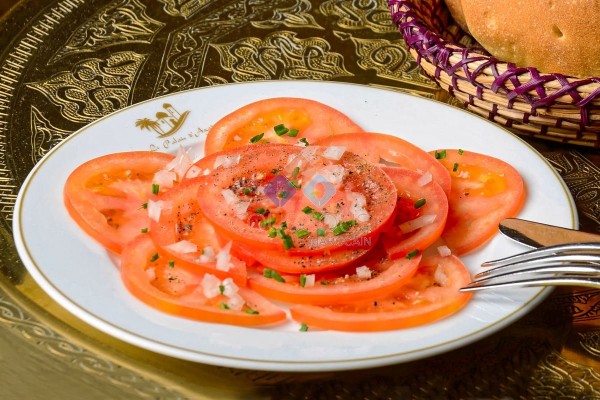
top-left (433, 149), bottom-right (526, 255)
top-left (380, 166), bottom-right (448, 259)
top-left (247, 248), bottom-right (420, 305)
top-left (149, 178), bottom-right (247, 285)
top-left (289, 254), bottom-right (472, 331)
top-left (121, 235), bottom-right (286, 326)
top-left (204, 98), bottom-right (364, 155)
top-left (195, 144), bottom-right (397, 254)
top-left (64, 151), bottom-right (175, 254)
top-left (314, 132), bottom-right (452, 195)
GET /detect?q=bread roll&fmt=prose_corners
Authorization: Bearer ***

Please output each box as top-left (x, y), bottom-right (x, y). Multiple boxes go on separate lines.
top-left (444, 0), bottom-right (469, 33)
top-left (459, 0), bottom-right (600, 77)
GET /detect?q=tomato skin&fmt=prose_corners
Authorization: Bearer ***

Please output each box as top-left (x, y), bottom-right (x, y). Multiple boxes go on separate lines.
top-left (289, 254), bottom-right (472, 332)
top-left (149, 178), bottom-right (247, 285)
top-left (204, 98), bottom-right (364, 155)
top-left (314, 132), bottom-right (452, 194)
top-left (64, 151), bottom-right (175, 254)
top-left (195, 144), bottom-right (398, 255)
top-left (379, 166), bottom-right (448, 259)
top-left (247, 251), bottom-right (420, 305)
top-left (120, 235), bottom-right (286, 326)
top-left (433, 149), bottom-right (526, 255)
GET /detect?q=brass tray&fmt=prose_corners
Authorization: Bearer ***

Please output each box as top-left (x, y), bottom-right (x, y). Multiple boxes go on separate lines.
top-left (0, 1), bottom-right (598, 398)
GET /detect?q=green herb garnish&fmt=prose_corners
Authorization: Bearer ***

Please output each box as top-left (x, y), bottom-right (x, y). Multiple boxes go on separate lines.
top-left (295, 229), bottom-right (310, 238)
top-left (150, 253), bottom-right (159, 262)
top-left (299, 323), bottom-right (309, 332)
top-left (250, 132), bottom-right (264, 143)
top-left (453, 162), bottom-right (459, 172)
top-left (406, 249), bottom-right (420, 260)
top-left (274, 124), bottom-right (289, 136)
top-left (414, 198), bottom-right (426, 209)
top-left (152, 184), bottom-right (160, 194)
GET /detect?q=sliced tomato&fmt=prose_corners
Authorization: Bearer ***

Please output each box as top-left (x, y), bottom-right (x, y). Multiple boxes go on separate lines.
top-left (432, 149), bottom-right (526, 255)
top-left (233, 241), bottom-right (372, 274)
top-left (248, 248), bottom-right (420, 305)
top-left (195, 144), bottom-right (397, 254)
top-left (121, 235), bottom-right (286, 326)
top-left (380, 166), bottom-right (448, 259)
top-left (149, 178), bottom-right (247, 285)
top-left (289, 254), bottom-right (472, 331)
top-left (314, 132), bottom-right (451, 194)
top-left (204, 98), bottom-right (364, 155)
top-left (64, 151), bottom-right (175, 254)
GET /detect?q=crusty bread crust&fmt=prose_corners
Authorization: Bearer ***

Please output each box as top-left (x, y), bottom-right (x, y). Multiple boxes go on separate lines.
top-left (444, 0), bottom-right (469, 33)
top-left (459, 0), bottom-right (600, 77)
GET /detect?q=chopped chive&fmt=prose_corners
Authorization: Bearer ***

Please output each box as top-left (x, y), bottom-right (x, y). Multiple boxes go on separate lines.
top-left (300, 274), bottom-right (307, 287)
top-left (299, 323), bottom-right (309, 332)
top-left (152, 184), bottom-right (160, 194)
top-left (434, 150), bottom-right (447, 159)
top-left (291, 166), bottom-right (300, 179)
top-left (290, 181), bottom-right (301, 189)
top-left (245, 308), bottom-right (259, 315)
top-left (311, 211), bottom-right (324, 221)
top-left (287, 128), bottom-right (299, 137)
top-left (281, 221), bottom-right (288, 229)
top-left (277, 190), bottom-right (288, 199)
top-left (219, 284), bottom-right (225, 294)
top-left (302, 206), bottom-right (314, 214)
top-left (255, 207), bottom-right (266, 215)
top-left (320, 281), bottom-right (330, 285)
top-left (406, 249), bottom-right (420, 260)
top-left (250, 132), bottom-right (264, 143)
top-left (274, 124), bottom-right (289, 136)
top-left (264, 268), bottom-right (285, 283)
top-left (260, 216), bottom-right (277, 228)
top-left (168, 260), bottom-right (175, 268)
top-left (317, 228), bottom-right (326, 236)
top-left (299, 138), bottom-right (309, 146)
top-left (458, 149), bottom-right (464, 155)
top-left (141, 202), bottom-right (148, 209)
top-left (271, 168), bottom-right (280, 174)
top-left (414, 198), bottom-right (427, 209)
top-left (281, 234), bottom-right (295, 250)
top-left (140, 228), bottom-right (148, 233)
top-left (220, 303), bottom-right (230, 310)
top-left (267, 227), bottom-right (278, 238)
top-left (332, 220), bottom-right (358, 236)
top-left (150, 253), bottom-right (159, 262)
top-left (295, 229), bottom-right (310, 238)
top-left (263, 269), bottom-right (272, 278)
top-left (452, 162), bottom-right (459, 172)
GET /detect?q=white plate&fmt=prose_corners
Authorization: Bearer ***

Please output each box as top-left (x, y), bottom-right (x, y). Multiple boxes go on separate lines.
top-left (13, 81), bottom-right (576, 372)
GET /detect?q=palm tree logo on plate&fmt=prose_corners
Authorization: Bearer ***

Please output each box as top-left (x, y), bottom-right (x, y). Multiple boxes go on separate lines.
top-left (135, 103), bottom-right (190, 138)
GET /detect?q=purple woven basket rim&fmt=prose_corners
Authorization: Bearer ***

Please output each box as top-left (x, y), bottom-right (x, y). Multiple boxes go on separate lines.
top-left (388, 0), bottom-right (600, 112)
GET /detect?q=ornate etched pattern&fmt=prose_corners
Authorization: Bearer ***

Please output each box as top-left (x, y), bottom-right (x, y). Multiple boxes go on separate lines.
top-left (30, 106), bottom-right (72, 163)
top-left (320, 0), bottom-right (397, 33)
top-left (211, 31), bottom-right (352, 81)
top-left (251, 0), bottom-right (323, 30)
top-left (27, 51), bottom-right (147, 123)
top-left (158, 0), bottom-right (211, 19)
top-left (545, 151), bottom-right (600, 230)
top-left (0, 296), bottom-right (183, 398)
top-left (50, 0), bottom-right (164, 63)
top-left (337, 33), bottom-right (435, 86)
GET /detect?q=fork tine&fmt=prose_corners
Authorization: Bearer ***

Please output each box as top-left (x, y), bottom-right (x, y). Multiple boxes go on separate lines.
top-left (460, 275), bottom-right (600, 291)
top-left (475, 258), bottom-right (600, 279)
top-left (482, 242), bottom-right (600, 267)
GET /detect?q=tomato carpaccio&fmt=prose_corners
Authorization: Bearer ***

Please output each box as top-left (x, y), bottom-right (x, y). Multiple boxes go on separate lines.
top-left (63, 100), bottom-right (527, 331)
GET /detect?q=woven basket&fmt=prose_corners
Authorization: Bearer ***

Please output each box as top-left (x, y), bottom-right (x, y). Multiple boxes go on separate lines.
top-left (388, 0), bottom-right (600, 148)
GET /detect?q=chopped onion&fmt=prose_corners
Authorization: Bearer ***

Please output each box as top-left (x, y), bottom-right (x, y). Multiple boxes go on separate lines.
top-left (216, 242), bottom-right (233, 271)
top-left (323, 212), bottom-right (341, 228)
top-left (214, 154), bottom-right (241, 169)
top-left (233, 135), bottom-right (242, 141)
top-left (418, 171), bottom-right (433, 186)
top-left (145, 267), bottom-right (156, 281)
top-left (166, 146), bottom-right (194, 180)
top-left (203, 168), bottom-right (211, 176)
top-left (300, 146), bottom-right (319, 162)
top-left (147, 199), bottom-right (169, 222)
top-left (201, 274), bottom-right (221, 298)
top-left (319, 164), bottom-right (345, 186)
top-left (457, 170), bottom-right (471, 179)
top-left (347, 191), bottom-right (370, 222)
top-left (434, 265), bottom-right (448, 287)
top-left (233, 200), bottom-right (251, 218)
top-left (437, 245), bottom-right (452, 257)
top-left (399, 214), bottom-right (437, 233)
top-left (164, 240), bottom-right (198, 254)
top-left (153, 169), bottom-right (177, 189)
top-left (322, 145), bottom-right (346, 160)
top-left (185, 165), bottom-right (202, 179)
top-left (221, 189), bottom-right (237, 205)
top-left (198, 246), bottom-right (215, 263)
top-left (221, 277), bottom-right (239, 297)
top-left (304, 274), bottom-right (316, 287)
top-left (356, 265), bottom-right (372, 280)
top-left (225, 293), bottom-right (245, 311)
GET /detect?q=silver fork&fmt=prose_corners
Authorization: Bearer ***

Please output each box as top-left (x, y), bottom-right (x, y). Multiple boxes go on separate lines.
top-left (459, 242), bottom-right (600, 291)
